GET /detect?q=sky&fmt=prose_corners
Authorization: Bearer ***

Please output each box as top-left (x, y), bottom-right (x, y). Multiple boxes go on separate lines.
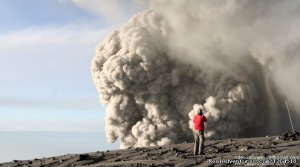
top-left (0, 0), bottom-right (145, 162)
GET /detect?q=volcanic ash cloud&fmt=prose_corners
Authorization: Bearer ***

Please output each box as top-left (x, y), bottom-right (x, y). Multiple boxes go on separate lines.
top-left (92, 0), bottom-right (300, 148)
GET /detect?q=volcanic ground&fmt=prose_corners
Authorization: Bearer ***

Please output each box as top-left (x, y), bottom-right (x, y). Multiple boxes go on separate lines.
top-left (1, 132), bottom-right (299, 167)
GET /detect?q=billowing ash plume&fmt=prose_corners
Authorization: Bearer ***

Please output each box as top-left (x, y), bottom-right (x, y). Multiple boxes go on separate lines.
top-left (92, 0), bottom-right (300, 148)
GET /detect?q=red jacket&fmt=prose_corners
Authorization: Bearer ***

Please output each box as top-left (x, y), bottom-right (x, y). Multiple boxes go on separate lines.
top-left (193, 114), bottom-right (207, 131)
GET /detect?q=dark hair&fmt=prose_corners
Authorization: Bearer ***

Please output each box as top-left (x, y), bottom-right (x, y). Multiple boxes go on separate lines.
top-left (198, 109), bottom-right (203, 115)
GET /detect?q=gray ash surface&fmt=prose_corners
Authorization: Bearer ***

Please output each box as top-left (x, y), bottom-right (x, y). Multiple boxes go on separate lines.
top-left (1, 135), bottom-right (299, 167)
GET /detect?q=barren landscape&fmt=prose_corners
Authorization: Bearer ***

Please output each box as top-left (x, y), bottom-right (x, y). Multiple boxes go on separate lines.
top-left (1, 132), bottom-right (299, 167)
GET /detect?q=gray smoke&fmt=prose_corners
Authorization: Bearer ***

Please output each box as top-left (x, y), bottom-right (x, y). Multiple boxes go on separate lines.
top-left (92, 0), bottom-right (300, 148)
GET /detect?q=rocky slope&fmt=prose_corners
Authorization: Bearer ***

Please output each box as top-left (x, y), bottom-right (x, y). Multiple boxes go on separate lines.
top-left (1, 132), bottom-right (299, 167)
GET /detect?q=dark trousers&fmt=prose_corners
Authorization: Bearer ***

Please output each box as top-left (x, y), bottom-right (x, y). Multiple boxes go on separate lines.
top-left (194, 130), bottom-right (205, 155)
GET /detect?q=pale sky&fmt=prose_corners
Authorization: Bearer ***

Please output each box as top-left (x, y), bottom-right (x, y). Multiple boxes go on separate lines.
top-left (0, 0), bottom-right (144, 132)
top-left (0, 0), bottom-right (145, 162)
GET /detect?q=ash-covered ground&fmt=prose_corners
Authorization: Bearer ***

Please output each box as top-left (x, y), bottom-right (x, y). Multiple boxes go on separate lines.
top-left (1, 132), bottom-right (299, 167)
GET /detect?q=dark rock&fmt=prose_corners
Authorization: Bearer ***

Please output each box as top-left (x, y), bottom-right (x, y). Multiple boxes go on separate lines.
top-left (79, 154), bottom-right (90, 161)
top-left (248, 145), bottom-right (255, 149)
top-left (100, 152), bottom-right (105, 156)
top-left (114, 158), bottom-right (121, 162)
top-left (280, 131), bottom-right (300, 140)
top-left (170, 147), bottom-right (177, 152)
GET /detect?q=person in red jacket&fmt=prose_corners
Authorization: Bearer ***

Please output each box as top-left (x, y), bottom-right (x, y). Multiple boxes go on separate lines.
top-left (193, 108), bottom-right (207, 155)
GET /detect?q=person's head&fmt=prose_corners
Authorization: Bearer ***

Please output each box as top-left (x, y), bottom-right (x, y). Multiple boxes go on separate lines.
top-left (198, 108), bottom-right (203, 115)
